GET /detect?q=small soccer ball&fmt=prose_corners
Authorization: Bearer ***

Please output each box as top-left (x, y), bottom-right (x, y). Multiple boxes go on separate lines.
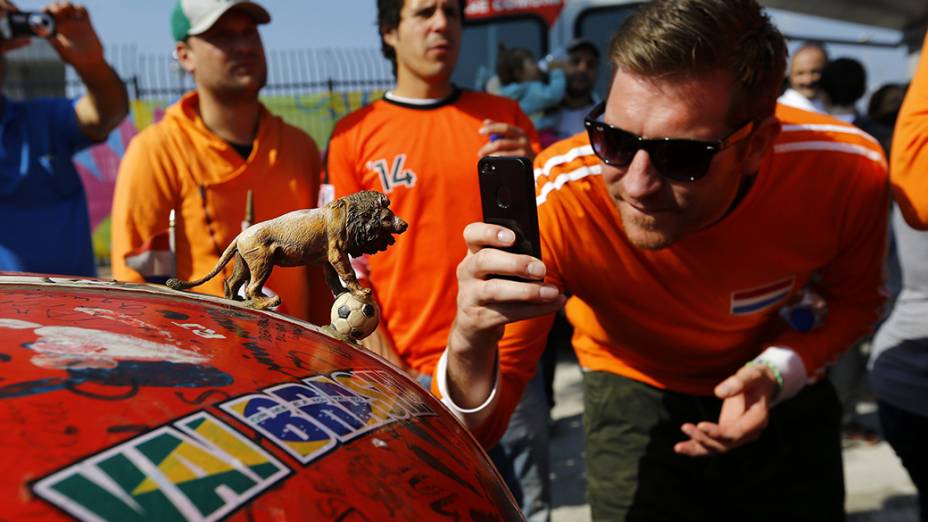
top-left (330, 292), bottom-right (379, 341)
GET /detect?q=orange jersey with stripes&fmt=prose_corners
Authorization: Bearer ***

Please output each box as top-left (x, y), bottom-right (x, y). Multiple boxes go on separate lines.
top-left (891, 31), bottom-right (928, 229)
top-left (327, 89), bottom-right (538, 374)
top-left (469, 104), bottom-right (889, 446)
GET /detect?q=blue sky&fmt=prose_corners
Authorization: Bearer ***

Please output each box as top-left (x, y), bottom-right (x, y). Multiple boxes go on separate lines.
top-left (13, 1), bottom-right (382, 53)
top-left (13, 1), bottom-right (914, 94)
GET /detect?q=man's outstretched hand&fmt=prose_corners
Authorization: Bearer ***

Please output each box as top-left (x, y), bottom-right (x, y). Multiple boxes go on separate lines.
top-left (673, 363), bottom-right (779, 457)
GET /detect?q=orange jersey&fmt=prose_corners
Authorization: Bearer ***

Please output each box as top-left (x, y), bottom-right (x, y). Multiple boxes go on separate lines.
top-left (111, 92), bottom-right (330, 324)
top-left (327, 89), bottom-right (538, 374)
top-left (468, 104), bottom-right (889, 446)
top-left (891, 31), bottom-right (928, 229)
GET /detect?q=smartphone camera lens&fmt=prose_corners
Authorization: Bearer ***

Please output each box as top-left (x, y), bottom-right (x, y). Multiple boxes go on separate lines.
top-left (496, 185), bottom-right (512, 209)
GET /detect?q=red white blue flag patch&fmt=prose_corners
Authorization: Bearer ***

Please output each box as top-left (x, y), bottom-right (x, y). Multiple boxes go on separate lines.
top-left (730, 277), bottom-right (795, 315)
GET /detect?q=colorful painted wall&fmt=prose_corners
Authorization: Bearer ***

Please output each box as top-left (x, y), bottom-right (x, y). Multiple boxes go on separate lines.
top-left (77, 89), bottom-right (385, 263)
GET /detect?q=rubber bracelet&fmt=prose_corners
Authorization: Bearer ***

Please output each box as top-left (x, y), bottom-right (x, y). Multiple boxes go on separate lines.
top-left (747, 359), bottom-right (783, 402)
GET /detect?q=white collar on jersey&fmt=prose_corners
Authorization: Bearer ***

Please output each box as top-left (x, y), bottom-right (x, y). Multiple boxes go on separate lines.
top-left (384, 91), bottom-right (449, 105)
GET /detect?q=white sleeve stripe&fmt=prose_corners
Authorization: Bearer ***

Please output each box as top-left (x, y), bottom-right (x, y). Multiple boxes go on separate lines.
top-left (773, 141), bottom-right (885, 164)
top-left (536, 164), bottom-right (603, 206)
top-left (780, 123), bottom-right (881, 146)
top-left (534, 144), bottom-right (595, 182)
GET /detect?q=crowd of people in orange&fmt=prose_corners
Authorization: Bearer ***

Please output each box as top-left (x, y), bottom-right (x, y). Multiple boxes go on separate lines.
top-left (2, 0), bottom-right (927, 520)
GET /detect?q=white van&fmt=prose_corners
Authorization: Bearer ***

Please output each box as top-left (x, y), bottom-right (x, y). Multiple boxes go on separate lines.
top-left (453, 0), bottom-right (920, 101)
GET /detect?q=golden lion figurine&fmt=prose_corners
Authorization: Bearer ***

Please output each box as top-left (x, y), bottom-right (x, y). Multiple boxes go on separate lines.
top-left (166, 191), bottom-right (407, 309)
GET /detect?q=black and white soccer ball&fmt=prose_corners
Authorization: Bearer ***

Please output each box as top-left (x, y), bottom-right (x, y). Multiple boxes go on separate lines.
top-left (330, 292), bottom-right (379, 341)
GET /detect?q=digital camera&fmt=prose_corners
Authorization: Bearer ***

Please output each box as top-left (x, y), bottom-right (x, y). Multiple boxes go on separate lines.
top-left (0, 12), bottom-right (57, 40)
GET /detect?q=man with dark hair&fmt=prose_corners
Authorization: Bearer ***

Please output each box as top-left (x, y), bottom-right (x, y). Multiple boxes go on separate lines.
top-left (820, 57), bottom-right (867, 123)
top-left (551, 38), bottom-right (600, 139)
top-left (375, 0), bottom-right (466, 76)
top-left (860, 82), bottom-right (907, 155)
top-left (434, 0), bottom-right (888, 519)
top-left (328, 1), bottom-right (550, 520)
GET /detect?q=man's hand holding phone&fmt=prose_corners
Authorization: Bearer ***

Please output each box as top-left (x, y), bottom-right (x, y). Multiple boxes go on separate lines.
top-left (455, 223), bottom-right (564, 339)
top-left (444, 222), bottom-right (566, 419)
top-left (442, 155), bottom-right (563, 422)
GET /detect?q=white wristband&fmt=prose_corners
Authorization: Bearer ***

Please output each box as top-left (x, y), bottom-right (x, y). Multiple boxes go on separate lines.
top-left (434, 348), bottom-right (500, 421)
top-left (756, 346), bottom-right (808, 405)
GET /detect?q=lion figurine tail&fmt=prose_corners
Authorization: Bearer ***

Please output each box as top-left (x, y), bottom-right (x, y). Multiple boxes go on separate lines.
top-left (166, 241), bottom-right (238, 291)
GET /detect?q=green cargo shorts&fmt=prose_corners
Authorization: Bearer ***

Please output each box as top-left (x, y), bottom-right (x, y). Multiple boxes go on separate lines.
top-left (582, 371), bottom-right (845, 522)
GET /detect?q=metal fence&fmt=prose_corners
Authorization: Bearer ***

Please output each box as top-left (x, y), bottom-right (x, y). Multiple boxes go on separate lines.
top-left (99, 45), bottom-right (395, 101)
top-left (5, 44), bottom-right (395, 147)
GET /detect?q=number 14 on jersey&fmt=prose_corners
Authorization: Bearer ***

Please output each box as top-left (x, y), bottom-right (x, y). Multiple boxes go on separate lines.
top-left (368, 155), bottom-right (417, 193)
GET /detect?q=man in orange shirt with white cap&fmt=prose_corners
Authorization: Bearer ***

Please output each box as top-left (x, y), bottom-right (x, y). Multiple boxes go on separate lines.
top-left (112, 0), bottom-right (329, 324)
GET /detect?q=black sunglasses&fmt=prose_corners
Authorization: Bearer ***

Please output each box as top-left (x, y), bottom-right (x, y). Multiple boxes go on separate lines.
top-left (584, 102), bottom-right (755, 182)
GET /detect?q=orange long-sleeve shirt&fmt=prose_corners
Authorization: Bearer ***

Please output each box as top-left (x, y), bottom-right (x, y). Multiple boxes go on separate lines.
top-left (891, 31), bottom-right (928, 229)
top-left (465, 105), bottom-right (889, 447)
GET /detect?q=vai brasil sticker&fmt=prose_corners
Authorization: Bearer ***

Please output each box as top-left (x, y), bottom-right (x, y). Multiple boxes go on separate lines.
top-left (31, 369), bottom-right (435, 521)
top-left (33, 412), bottom-right (289, 521)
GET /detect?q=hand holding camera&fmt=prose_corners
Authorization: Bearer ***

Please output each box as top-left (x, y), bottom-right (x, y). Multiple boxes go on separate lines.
top-left (0, 2), bottom-right (104, 72)
top-left (43, 2), bottom-right (105, 71)
top-left (0, 11), bottom-right (56, 40)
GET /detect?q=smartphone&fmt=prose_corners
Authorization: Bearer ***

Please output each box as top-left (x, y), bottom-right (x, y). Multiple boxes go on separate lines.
top-left (0, 12), bottom-right (57, 40)
top-left (478, 156), bottom-right (542, 264)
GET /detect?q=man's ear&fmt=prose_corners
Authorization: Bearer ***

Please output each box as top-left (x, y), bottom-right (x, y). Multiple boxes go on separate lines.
top-left (382, 26), bottom-right (398, 49)
top-left (742, 116), bottom-right (781, 174)
top-left (175, 41), bottom-right (195, 75)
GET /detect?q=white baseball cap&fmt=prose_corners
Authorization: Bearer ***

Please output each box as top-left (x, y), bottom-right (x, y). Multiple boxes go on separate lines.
top-left (171, 0), bottom-right (270, 41)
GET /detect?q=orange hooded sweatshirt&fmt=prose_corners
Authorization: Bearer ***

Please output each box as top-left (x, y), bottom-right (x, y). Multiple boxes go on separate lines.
top-left (111, 91), bottom-right (330, 323)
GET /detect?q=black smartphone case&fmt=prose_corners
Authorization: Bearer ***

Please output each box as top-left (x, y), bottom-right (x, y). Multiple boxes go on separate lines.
top-left (478, 156), bottom-right (541, 261)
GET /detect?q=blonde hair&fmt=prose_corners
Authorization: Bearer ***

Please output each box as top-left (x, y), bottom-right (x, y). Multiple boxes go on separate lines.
top-left (610, 0), bottom-right (786, 124)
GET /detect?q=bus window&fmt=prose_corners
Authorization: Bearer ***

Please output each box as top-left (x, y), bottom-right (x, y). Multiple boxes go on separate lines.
top-left (575, 4), bottom-right (641, 99)
top-left (454, 15), bottom-right (548, 92)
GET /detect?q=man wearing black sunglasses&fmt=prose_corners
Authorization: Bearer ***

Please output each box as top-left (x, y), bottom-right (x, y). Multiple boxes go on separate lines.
top-left (432, 0), bottom-right (890, 520)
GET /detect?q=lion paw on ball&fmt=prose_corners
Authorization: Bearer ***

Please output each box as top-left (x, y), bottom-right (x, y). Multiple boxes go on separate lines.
top-left (328, 291), bottom-right (380, 342)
